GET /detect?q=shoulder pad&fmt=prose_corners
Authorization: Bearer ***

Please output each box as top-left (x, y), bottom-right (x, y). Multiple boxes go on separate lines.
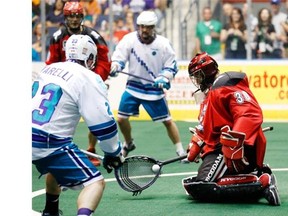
top-left (212, 72), bottom-right (246, 90)
top-left (52, 27), bottom-right (66, 41)
top-left (83, 26), bottom-right (107, 45)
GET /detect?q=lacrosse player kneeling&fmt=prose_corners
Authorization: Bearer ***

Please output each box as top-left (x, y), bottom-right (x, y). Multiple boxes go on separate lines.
top-left (182, 52), bottom-right (280, 206)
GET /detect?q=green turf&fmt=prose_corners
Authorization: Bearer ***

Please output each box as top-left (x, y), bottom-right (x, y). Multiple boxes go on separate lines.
top-left (32, 121), bottom-right (288, 215)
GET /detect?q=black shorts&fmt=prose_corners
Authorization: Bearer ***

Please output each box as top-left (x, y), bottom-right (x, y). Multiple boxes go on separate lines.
top-left (196, 152), bottom-right (227, 182)
top-left (196, 145), bottom-right (258, 182)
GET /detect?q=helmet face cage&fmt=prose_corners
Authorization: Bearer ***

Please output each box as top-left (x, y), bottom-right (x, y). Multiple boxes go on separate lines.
top-left (63, 2), bottom-right (84, 30)
top-left (65, 35), bottom-right (97, 70)
top-left (189, 68), bottom-right (205, 90)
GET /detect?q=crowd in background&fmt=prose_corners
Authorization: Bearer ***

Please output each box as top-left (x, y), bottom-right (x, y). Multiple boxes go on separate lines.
top-left (32, 0), bottom-right (288, 61)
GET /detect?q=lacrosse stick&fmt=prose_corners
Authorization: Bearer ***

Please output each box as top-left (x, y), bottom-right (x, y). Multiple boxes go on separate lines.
top-left (81, 149), bottom-right (104, 160)
top-left (119, 71), bottom-right (154, 83)
top-left (188, 126), bottom-right (273, 134)
top-left (114, 154), bottom-right (187, 196)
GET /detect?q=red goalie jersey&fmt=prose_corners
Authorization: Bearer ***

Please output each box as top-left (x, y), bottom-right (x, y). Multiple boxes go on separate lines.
top-left (46, 26), bottom-right (111, 81)
top-left (198, 71), bottom-right (266, 167)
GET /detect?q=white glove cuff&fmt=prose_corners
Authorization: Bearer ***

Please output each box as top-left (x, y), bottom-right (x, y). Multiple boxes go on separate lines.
top-left (161, 71), bottom-right (174, 81)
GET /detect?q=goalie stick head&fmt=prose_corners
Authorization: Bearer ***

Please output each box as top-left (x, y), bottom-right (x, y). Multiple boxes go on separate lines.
top-left (188, 52), bottom-right (219, 92)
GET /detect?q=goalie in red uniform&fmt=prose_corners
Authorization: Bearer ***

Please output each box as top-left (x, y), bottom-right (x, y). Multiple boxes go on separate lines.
top-left (46, 1), bottom-right (111, 166)
top-left (182, 52), bottom-right (281, 206)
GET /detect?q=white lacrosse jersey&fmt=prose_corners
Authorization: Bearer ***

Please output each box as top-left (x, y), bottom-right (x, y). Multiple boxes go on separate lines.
top-left (32, 61), bottom-right (121, 160)
top-left (111, 31), bottom-right (178, 101)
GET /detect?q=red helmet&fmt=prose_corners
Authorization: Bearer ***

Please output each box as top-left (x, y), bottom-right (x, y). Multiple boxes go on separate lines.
top-left (63, 1), bottom-right (83, 16)
top-left (188, 52), bottom-right (219, 91)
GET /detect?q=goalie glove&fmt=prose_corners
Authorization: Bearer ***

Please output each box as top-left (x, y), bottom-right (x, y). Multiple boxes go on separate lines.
top-left (220, 125), bottom-right (249, 173)
top-left (103, 153), bottom-right (125, 173)
top-left (110, 62), bottom-right (121, 77)
top-left (153, 75), bottom-right (171, 90)
top-left (186, 127), bottom-right (205, 162)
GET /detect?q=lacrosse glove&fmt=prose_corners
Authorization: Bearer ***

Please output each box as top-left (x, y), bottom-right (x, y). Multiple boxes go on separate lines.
top-left (110, 62), bottom-right (121, 77)
top-left (186, 126), bottom-right (204, 162)
top-left (153, 75), bottom-right (171, 90)
top-left (220, 125), bottom-right (249, 173)
top-left (103, 154), bottom-right (125, 173)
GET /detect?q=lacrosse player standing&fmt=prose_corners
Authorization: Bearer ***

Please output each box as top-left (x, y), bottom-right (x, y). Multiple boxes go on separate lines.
top-left (182, 52), bottom-right (281, 205)
top-left (32, 35), bottom-right (124, 216)
top-left (109, 10), bottom-right (186, 159)
top-left (46, 1), bottom-right (111, 167)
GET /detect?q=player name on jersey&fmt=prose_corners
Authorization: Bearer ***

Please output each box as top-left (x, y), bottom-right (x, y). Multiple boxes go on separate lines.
top-left (41, 65), bottom-right (74, 82)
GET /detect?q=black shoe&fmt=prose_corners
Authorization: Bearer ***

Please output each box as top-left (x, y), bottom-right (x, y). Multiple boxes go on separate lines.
top-left (41, 209), bottom-right (63, 216)
top-left (263, 174), bottom-right (281, 206)
top-left (122, 140), bottom-right (136, 157)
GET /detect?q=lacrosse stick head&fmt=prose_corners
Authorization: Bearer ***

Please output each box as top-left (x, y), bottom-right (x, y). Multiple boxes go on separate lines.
top-left (114, 155), bottom-right (162, 196)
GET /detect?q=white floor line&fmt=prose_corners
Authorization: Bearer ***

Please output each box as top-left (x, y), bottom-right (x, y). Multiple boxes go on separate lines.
top-left (32, 168), bottom-right (288, 214)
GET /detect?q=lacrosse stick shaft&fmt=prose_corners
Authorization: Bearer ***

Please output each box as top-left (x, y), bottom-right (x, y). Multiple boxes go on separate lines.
top-left (119, 71), bottom-right (154, 83)
top-left (161, 154), bottom-right (187, 165)
top-left (81, 149), bottom-right (104, 160)
top-left (262, 126), bottom-right (273, 132)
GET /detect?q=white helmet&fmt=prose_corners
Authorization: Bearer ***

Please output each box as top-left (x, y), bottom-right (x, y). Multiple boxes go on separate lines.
top-left (136, 10), bottom-right (158, 26)
top-left (65, 34), bottom-right (97, 70)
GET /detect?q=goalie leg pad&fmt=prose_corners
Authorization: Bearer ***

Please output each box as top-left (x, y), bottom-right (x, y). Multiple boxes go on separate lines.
top-left (182, 175), bottom-right (266, 202)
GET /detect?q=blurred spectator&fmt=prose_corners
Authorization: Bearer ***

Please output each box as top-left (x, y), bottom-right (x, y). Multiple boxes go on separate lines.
top-left (32, 0), bottom-right (51, 28)
top-left (128, 0), bottom-right (147, 15)
top-left (220, 7), bottom-right (247, 59)
top-left (222, 3), bottom-right (233, 25)
top-left (281, 15), bottom-right (288, 57)
top-left (97, 19), bottom-right (110, 42)
top-left (32, 47), bottom-right (41, 62)
top-left (103, 0), bottom-right (129, 17)
top-left (154, 0), bottom-right (168, 31)
top-left (254, 8), bottom-right (277, 59)
top-left (125, 10), bottom-right (135, 32)
top-left (270, 0), bottom-right (287, 58)
top-left (32, 0), bottom-right (40, 29)
top-left (195, 7), bottom-right (222, 60)
top-left (242, 3), bottom-right (258, 31)
top-left (127, 0), bottom-right (156, 25)
top-left (242, 3), bottom-right (258, 58)
top-left (113, 16), bottom-right (130, 43)
top-left (80, 0), bottom-right (102, 28)
top-left (32, 22), bottom-right (49, 61)
top-left (46, 0), bottom-right (65, 28)
top-left (83, 19), bottom-right (94, 28)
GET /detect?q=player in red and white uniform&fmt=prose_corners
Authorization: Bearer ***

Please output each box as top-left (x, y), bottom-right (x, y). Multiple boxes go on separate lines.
top-left (46, 1), bottom-right (111, 166)
top-left (182, 52), bottom-right (281, 206)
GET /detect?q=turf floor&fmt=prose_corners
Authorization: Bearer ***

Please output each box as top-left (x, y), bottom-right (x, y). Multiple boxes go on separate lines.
top-left (32, 121), bottom-right (288, 215)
